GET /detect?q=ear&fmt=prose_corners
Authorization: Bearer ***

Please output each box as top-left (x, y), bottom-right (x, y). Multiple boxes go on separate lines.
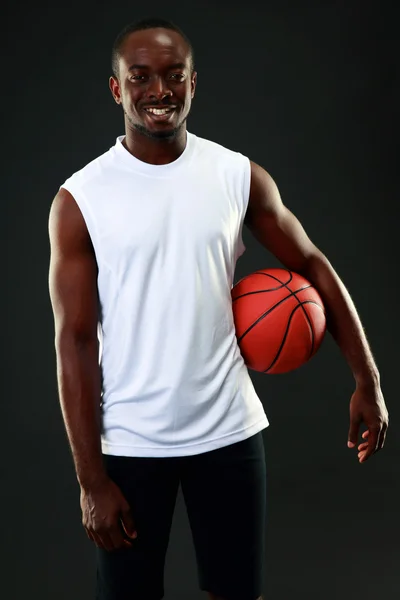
top-left (191, 71), bottom-right (197, 99)
top-left (109, 76), bottom-right (122, 104)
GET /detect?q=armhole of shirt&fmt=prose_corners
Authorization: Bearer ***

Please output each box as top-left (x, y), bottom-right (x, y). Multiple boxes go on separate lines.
top-left (236, 155), bottom-right (251, 260)
top-left (60, 180), bottom-right (103, 360)
top-left (60, 180), bottom-right (97, 251)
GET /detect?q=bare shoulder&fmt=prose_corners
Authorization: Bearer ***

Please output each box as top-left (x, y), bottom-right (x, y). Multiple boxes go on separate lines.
top-left (49, 188), bottom-right (92, 253)
top-left (48, 188), bottom-right (98, 335)
top-left (245, 160), bottom-right (283, 225)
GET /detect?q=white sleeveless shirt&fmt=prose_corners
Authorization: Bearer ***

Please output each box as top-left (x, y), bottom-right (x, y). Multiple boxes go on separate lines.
top-left (61, 131), bottom-right (269, 457)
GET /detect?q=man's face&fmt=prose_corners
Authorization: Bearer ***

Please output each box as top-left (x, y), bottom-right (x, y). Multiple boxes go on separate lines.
top-left (110, 28), bottom-right (197, 140)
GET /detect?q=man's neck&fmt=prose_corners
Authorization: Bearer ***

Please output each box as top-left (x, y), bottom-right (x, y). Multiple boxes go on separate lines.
top-left (122, 127), bottom-right (187, 165)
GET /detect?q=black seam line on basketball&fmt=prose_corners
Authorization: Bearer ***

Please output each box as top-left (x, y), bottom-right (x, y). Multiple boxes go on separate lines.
top-left (234, 269), bottom-right (292, 290)
top-left (254, 269), bottom-right (293, 286)
top-left (233, 284), bottom-right (311, 302)
top-left (263, 301), bottom-right (324, 374)
top-left (232, 269), bottom-right (294, 301)
top-left (254, 269), bottom-right (316, 357)
top-left (236, 285), bottom-right (312, 344)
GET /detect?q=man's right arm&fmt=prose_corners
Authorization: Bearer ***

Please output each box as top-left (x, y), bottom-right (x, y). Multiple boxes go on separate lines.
top-left (48, 188), bottom-right (106, 489)
top-left (48, 188), bottom-right (137, 550)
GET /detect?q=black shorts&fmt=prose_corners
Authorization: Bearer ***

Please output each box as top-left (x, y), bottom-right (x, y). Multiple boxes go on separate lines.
top-left (96, 432), bottom-right (267, 600)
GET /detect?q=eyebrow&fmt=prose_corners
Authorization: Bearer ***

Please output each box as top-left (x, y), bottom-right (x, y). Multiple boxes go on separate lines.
top-left (128, 62), bottom-right (187, 71)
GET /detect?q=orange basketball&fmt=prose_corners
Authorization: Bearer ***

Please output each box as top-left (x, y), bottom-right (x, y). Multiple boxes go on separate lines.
top-left (231, 268), bottom-right (326, 374)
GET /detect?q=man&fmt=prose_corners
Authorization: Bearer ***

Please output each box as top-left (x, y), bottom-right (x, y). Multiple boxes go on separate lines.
top-left (48, 17), bottom-right (388, 600)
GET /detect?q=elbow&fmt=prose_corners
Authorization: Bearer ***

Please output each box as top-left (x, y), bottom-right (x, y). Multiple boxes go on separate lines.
top-left (55, 326), bottom-right (98, 354)
top-left (298, 249), bottom-right (331, 282)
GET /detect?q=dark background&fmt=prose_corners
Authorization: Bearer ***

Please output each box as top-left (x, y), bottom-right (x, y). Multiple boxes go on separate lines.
top-left (4, 0), bottom-right (399, 598)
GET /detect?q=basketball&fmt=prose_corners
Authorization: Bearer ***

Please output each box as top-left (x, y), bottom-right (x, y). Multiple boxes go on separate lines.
top-left (231, 268), bottom-right (326, 374)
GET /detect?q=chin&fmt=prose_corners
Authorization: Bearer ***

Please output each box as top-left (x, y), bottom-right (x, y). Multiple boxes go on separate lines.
top-left (147, 128), bottom-right (179, 140)
top-left (134, 119), bottom-right (186, 141)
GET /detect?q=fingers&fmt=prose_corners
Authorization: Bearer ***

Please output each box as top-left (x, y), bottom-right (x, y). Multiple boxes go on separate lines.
top-left (80, 482), bottom-right (138, 552)
top-left (120, 512), bottom-right (138, 540)
top-left (361, 427), bottom-right (380, 462)
top-left (108, 526), bottom-right (133, 550)
top-left (377, 424), bottom-right (388, 451)
top-left (85, 528), bottom-right (95, 543)
top-left (356, 426), bottom-right (387, 463)
top-left (347, 415), bottom-right (362, 448)
top-left (357, 429), bottom-right (369, 452)
top-left (357, 442), bottom-right (369, 461)
top-left (87, 529), bottom-right (110, 551)
top-left (99, 531), bottom-right (116, 552)
top-left (84, 525), bottom-right (134, 551)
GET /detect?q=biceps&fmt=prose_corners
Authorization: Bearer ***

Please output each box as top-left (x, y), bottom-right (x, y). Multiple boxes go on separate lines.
top-left (49, 254), bottom-right (99, 339)
top-left (248, 204), bottom-right (320, 272)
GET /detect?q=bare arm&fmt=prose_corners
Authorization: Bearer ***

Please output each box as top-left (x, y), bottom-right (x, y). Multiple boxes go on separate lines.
top-left (48, 188), bottom-right (138, 550)
top-left (245, 161), bottom-right (388, 461)
top-left (245, 162), bottom-right (378, 387)
top-left (48, 188), bottom-right (106, 489)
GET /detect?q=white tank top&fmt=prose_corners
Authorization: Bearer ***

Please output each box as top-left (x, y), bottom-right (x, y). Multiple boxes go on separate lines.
top-left (61, 131), bottom-right (269, 457)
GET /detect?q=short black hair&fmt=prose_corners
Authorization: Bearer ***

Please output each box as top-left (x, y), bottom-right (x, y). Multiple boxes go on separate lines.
top-left (111, 17), bottom-right (195, 78)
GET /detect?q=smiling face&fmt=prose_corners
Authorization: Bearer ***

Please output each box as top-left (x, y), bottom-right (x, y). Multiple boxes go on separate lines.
top-left (109, 28), bottom-right (197, 141)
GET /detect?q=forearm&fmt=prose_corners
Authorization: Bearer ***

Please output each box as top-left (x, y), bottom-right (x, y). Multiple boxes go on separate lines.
top-left (55, 332), bottom-right (107, 489)
top-left (302, 252), bottom-right (380, 387)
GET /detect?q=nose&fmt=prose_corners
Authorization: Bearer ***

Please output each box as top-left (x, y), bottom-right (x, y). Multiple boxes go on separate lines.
top-left (146, 75), bottom-right (173, 102)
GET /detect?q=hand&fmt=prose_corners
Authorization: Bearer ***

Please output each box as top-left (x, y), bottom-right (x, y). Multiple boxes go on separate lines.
top-left (347, 382), bottom-right (389, 463)
top-left (80, 475), bottom-right (137, 551)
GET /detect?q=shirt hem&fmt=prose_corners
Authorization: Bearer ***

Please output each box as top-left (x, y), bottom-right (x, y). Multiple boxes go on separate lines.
top-left (101, 415), bottom-right (269, 457)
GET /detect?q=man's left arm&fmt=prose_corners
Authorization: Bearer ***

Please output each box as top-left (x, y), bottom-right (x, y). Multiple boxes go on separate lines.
top-left (245, 161), bottom-right (388, 463)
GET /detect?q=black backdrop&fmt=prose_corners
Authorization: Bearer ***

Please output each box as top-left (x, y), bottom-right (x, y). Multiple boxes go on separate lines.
top-left (3, 1), bottom-right (399, 598)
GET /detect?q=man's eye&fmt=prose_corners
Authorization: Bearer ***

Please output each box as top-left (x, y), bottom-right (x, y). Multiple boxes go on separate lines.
top-left (131, 75), bottom-right (145, 81)
top-left (170, 73), bottom-right (185, 81)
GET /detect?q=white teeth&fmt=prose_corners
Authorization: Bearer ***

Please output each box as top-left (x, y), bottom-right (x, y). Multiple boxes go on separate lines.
top-left (146, 108), bottom-right (173, 115)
